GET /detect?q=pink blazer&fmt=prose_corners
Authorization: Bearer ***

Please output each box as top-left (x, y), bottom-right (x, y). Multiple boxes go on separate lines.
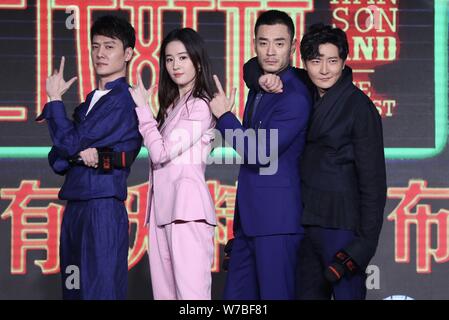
top-left (135, 94), bottom-right (216, 227)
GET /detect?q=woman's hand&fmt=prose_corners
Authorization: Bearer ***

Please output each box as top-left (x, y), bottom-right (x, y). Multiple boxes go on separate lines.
top-left (129, 73), bottom-right (157, 110)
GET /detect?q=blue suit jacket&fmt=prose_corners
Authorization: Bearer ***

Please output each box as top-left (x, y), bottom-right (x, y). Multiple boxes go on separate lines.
top-left (216, 67), bottom-right (311, 236)
top-left (37, 77), bottom-right (142, 201)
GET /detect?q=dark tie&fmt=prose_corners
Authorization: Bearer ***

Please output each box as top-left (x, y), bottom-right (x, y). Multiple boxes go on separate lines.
top-left (245, 92), bottom-right (263, 128)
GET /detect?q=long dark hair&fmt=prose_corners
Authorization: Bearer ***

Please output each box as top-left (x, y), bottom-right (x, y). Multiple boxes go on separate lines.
top-left (157, 28), bottom-right (216, 127)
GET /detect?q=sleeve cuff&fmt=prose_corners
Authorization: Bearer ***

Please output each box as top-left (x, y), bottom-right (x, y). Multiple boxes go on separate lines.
top-left (36, 101), bottom-right (67, 121)
top-left (216, 111), bottom-right (237, 134)
top-left (135, 105), bottom-right (157, 124)
top-left (217, 111), bottom-right (234, 122)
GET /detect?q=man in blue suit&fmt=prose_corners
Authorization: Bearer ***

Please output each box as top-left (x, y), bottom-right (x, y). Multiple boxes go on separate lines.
top-left (36, 16), bottom-right (142, 299)
top-left (210, 10), bottom-right (312, 299)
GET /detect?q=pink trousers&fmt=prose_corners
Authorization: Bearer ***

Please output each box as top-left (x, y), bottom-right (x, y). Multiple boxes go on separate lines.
top-left (148, 210), bottom-right (215, 300)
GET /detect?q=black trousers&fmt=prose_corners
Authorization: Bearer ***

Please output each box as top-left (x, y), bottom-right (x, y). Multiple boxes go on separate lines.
top-left (296, 226), bottom-right (367, 300)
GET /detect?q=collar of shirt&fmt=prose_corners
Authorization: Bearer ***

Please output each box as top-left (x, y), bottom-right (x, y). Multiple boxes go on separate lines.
top-left (104, 77), bottom-right (128, 90)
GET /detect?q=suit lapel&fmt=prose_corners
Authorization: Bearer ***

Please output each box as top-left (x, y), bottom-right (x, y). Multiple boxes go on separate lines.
top-left (160, 103), bottom-right (184, 135)
top-left (243, 90), bottom-right (256, 128)
top-left (73, 90), bottom-right (95, 123)
top-left (84, 92), bottom-right (112, 120)
top-left (252, 93), bottom-right (277, 128)
top-left (159, 93), bottom-right (192, 133)
top-left (82, 77), bottom-right (129, 122)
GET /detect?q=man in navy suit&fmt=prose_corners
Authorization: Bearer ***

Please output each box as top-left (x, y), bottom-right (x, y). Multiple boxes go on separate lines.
top-left (36, 16), bottom-right (142, 299)
top-left (209, 10), bottom-right (312, 299)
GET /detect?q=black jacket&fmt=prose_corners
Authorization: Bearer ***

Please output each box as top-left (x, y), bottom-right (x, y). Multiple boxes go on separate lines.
top-left (243, 58), bottom-right (387, 269)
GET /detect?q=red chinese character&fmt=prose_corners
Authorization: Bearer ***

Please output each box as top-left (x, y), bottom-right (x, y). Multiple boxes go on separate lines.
top-left (208, 180), bottom-right (237, 272)
top-left (388, 180), bottom-right (449, 273)
top-left (1, 180), bottom-right (63, 274)
top-left (125, 182), bottom-right (150, 270)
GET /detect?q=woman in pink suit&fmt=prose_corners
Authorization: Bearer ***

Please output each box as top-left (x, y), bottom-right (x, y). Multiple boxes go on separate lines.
top-left (129, 28), bottom-right (217, 300)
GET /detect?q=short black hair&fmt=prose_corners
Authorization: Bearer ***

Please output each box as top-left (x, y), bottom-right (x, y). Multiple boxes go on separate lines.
top-left (300, 23), bottom-right (349, 61)
top-left (90, 15), bottom-right (136, 49)
top-left (254, 10), bottom-right (295, 42)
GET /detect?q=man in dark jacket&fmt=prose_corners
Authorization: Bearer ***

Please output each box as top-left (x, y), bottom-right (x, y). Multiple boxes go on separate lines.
top-left (243, 23), bottom-right (387, 300)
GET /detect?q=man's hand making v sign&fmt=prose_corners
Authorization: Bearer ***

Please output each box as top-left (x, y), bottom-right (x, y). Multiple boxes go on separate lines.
top-left (45, 57), bottom-right (97, 168)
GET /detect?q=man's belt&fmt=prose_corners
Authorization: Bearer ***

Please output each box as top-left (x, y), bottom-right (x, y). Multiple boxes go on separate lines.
top-left (68, 147), bottom-right (139, 174)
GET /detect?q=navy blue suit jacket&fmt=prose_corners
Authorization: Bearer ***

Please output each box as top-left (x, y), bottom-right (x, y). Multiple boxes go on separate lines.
top-left (216, 67), bottom-right (311, 236)
top-left (37, 77), bottom-right (142, 201)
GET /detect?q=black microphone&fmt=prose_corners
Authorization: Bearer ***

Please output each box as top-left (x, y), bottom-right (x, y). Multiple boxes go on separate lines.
top-left (324, 250), bottom-right (358, 283)
top-left (68, 156), bottom-right (84, 166)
